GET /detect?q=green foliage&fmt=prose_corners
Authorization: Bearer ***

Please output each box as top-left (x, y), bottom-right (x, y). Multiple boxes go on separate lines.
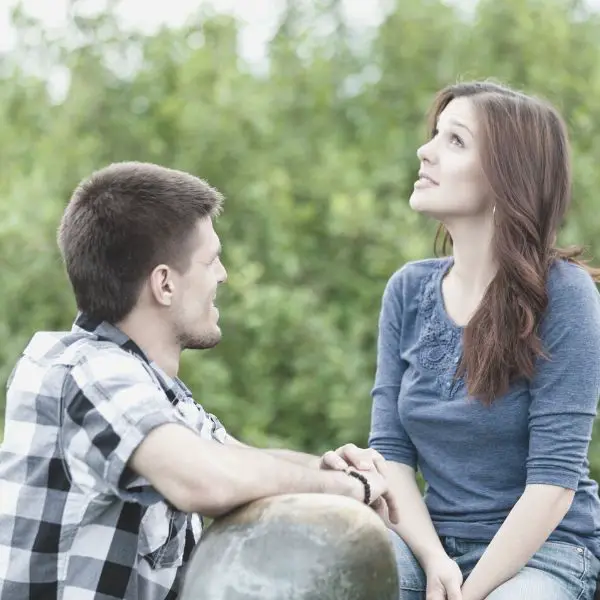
top-left (2, 0), bottom-right (600, 479)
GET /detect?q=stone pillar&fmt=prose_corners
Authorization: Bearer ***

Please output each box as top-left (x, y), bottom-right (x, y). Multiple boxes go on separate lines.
top-left (179, 493), bottom-right (399, 600)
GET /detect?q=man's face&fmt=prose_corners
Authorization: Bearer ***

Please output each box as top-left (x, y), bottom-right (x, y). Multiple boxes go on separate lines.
top-left (171, 217), bottom-right (227, 350)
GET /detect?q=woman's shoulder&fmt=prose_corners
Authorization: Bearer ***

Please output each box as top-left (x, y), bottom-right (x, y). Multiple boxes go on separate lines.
top-left (542, 259), bottom-right (600, 331)
top-left (546, 259), bottom-right (599, 299)
top-left (385, 257), bottom-right (451, 294)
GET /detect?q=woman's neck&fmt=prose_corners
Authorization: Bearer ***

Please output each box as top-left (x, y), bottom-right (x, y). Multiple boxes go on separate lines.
top-left (444, 218), bottom-right (497, 296)
top-left (440, 218), bottom-right (497, 326)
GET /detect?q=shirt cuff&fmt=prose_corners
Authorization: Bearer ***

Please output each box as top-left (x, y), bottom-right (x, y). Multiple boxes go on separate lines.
top-left (370, 443), bottom-right (417, 470)
top-left (526, 466), bottom-right (580, 491)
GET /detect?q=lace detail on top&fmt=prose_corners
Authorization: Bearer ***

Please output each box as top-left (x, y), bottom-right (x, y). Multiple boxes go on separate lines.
top-left (417, 261), bottom-right (464, 399)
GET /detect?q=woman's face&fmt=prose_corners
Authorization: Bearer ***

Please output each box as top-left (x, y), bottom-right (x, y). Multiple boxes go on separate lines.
top-left (409, 97), bottom-right (491, 222)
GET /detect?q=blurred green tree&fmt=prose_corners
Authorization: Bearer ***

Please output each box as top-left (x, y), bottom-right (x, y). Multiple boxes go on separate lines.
top-left (2, 0), bottom-right (600, 480)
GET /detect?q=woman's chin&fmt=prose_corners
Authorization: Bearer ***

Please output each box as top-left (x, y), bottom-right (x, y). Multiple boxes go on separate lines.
top-left (409, 193), bottom-right (439, 216)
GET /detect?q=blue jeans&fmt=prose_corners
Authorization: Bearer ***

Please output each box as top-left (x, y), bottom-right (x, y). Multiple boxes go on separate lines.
top-left (390, 531), bottom-right (600, 599)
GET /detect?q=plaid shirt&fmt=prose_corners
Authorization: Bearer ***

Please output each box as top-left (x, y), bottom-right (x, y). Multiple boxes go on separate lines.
top-left (0, 314), bottom-right (227, 600)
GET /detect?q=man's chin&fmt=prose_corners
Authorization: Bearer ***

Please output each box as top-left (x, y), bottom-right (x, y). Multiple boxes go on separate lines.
top-left (181, 328), bottom-right (222, 351)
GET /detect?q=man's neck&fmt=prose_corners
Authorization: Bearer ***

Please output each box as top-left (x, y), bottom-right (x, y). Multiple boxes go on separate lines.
top-left (116, 310), bottom-right (180, 378)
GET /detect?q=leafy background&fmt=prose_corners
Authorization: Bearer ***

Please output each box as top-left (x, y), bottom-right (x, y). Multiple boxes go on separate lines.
top-left (3, 0), bottom-right (600, 480)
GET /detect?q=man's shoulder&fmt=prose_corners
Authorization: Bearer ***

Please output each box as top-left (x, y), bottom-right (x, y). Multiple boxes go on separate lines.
top-left (9, 330), bottom-right (153, 396)
top-left (20, 329), bottom-right (130, 364)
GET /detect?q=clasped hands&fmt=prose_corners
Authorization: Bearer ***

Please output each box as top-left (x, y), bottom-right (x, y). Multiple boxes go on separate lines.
top-left (318, 443), bottom-right (400, 524)
top-left (318, 445), bottom-right (464, 599)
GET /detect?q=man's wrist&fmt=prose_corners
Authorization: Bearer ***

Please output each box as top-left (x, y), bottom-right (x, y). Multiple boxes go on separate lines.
top-left (311, 455), bottom-right (323, 470)
top-left (323, 470), bottom-right (364, 502)
top-left (347, 470), bottom-right (371, 504)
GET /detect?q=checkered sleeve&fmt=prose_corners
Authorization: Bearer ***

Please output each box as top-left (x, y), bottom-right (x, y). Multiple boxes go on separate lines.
top-left (60, 348), bottom-right (190, 503)
top-left (206, 412), bottom-right (227, 443)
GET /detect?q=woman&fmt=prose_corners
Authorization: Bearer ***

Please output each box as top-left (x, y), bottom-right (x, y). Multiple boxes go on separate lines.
top-left (368, 80), bottom-right (600, 600)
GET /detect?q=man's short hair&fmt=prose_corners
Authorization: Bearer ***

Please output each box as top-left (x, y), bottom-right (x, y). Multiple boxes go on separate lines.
top-left (58, 161), bottom-right (223, 323)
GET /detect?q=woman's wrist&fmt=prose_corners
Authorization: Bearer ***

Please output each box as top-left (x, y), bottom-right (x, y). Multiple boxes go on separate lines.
top-left (417, 546), bottom-right (451, 571)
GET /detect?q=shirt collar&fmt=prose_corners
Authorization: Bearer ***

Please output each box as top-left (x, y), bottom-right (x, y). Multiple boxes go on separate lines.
top-left (71, 312), bottom-right (193, 401)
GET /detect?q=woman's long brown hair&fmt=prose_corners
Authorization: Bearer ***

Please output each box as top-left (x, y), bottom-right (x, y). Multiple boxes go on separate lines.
top-left (430, 81), bottom-right (600, 405)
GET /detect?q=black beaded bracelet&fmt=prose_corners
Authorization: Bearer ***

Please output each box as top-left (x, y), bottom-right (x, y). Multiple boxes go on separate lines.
top-left (347, 470), bottom-right (371, 505)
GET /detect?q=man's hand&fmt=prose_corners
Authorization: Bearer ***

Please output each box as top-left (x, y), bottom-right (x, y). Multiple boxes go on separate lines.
top-left (319, 444), bottom-right (399, 524)
top-left (423, 553), bottom-right (463, 600)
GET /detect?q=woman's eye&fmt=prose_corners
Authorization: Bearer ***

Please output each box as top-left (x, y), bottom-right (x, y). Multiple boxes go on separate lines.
top-left (450, 133), bottom-right (464, 147)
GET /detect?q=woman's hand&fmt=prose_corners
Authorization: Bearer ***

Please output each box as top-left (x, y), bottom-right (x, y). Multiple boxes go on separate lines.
top-left (423, 553), bottom-right (463, 600)
top-left (319, 443), bottom-right (400, 523)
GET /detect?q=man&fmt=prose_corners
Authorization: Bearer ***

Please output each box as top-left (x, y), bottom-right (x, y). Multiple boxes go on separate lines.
top-left (0, 162), bottom-right (397, 600)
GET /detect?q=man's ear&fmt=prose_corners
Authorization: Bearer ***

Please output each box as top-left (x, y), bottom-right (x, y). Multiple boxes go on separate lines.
top-left (149, 264), bottom-right (175, 307)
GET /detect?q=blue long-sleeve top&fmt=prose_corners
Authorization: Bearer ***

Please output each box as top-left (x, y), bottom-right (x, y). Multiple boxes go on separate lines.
top-left (369, 257), bottom-right (600, 557)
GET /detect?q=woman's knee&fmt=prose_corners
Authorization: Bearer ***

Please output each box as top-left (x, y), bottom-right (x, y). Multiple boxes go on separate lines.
top-left (485, 567), bottom-right (576, 600)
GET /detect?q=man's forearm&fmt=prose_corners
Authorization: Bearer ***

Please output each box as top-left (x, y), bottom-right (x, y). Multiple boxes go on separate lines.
top-left (224, 434), bottom-right (320, 468)
top-left (203, 442), bottom-right (361, 515)
top-left (385, 462), bottom-right (447, 569)
top-left (461, 484), bottom-right (574, 600)
top-left (263, 448), bottom-right (319, 468)
top-left (131, 425), bottom-right (363, 517)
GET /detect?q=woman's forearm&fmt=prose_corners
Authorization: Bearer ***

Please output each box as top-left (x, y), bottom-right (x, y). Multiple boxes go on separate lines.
top-left (385, 462), bottom-right (448, 569)
top-left (461, 484), bottom-right (574, 600)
